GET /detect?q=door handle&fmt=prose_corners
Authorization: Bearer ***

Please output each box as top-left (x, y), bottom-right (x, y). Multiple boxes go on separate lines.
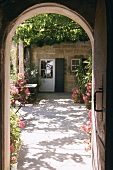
top-left (94, 88), bottom-right (103, 112)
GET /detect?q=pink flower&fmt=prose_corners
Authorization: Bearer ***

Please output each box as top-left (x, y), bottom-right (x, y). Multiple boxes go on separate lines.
top-left (72, 88), bottom-right (75, 92)
top-left (11, 156), bottom-right (17, 163)
top-left (20, 87), bottom-right (24, 91)
top-left (83, 95), bottom-right (87, 102)
top-left (10, 145), bottom-right (15, 152)
top-left (11, 88), bottom-right (18, 95)
top-left (26, 96), bottom-right (28, 100)
top-left (81, 125), bottom-right (86, 131)
top-left (17, 120), bottom-right (25, 128)
top-left (15, 100), bottom-right (21, 105)
top-left (86, 93), bottom-right (90, 96)
top-left (87, 82), bottom-right (92, 86)
top-left (86, 126), bottom-right (91, 135)
top-left (25, 88), bottom-right (29, 94)
top-left (88, 110), bottom-right (92, 116)
top-left (11, 91), bottom-right (17, 95)
top-left (18, 73), bottom-right (24, 78)
top-left (72, 94), bottom-right (74, 98)
top-left (78, 89), bottom-right (81, 92)
top-left (87, 89), bottom-right (91, 93)
top-left (23, 80), bottom-right (26, 83)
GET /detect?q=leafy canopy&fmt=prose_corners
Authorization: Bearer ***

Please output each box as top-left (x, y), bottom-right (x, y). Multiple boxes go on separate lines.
top-left (13, 13), bottom-right (89, 47)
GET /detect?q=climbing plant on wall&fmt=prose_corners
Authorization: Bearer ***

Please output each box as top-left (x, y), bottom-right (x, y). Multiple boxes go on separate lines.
top-left (74, 55), bottom-right (92, 94)
top-left (13, 13), bottom-right (89, 47)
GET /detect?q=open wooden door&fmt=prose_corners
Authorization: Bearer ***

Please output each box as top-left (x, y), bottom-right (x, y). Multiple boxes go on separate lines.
top-left (55, 58), bottom-right (64, 92)
top-left (92, 1), bottom-right (106, 170)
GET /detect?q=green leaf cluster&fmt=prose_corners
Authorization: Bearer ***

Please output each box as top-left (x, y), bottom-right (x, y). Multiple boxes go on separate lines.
top-left (74, 55), bottom-right (92, 94)
top-left (13, 13), bottom-right (89, 47)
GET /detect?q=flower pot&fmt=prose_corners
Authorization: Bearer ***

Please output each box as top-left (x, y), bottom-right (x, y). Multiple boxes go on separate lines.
top-left (11, 162), bottom-right (18, 170)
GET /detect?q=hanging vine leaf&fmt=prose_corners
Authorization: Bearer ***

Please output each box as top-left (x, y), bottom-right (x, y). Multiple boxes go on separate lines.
top-left (13, 13), bottom-right (89, 47)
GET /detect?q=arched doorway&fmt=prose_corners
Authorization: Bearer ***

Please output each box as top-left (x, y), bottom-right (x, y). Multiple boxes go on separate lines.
top-left (3, 3), bottom-right (94, 170)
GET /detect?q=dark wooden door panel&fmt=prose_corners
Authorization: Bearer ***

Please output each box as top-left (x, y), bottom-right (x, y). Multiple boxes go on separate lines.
top-left (55, 58), bottom-right (64, 92)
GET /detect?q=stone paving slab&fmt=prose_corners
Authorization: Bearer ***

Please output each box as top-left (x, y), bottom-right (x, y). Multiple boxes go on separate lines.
top-left (18, 93), bottom-right (91, 170)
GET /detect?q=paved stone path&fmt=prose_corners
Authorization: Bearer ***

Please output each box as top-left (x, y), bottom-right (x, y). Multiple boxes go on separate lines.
top-left (18, 93), bottom-right (91, 170)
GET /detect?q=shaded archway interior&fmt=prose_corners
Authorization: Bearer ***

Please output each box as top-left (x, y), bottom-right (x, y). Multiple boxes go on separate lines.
top-left (3, 3), bottom-right (94, 170)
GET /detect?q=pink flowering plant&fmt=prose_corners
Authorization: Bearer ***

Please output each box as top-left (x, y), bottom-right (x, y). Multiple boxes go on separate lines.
top-left (83, 82), bottom-right (92, 110)
top-left (10, 107), bottom-right (25, 168)
top-left (72, 56), bottom-right (92, 152)
top-left (72, 87), bottom-right (84, 104)
top-left (81, 110), bottom-right (92, 152)
top-left (10, 73), bottom-right (30, 105)
top-left (10, 73), bottom-right (28, 168)
top-left (81, 84), bottom-right (92, 152)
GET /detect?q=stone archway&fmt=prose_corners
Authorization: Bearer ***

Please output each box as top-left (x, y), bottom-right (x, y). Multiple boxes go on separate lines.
top-left (3, 3), bottom-right (94, 170)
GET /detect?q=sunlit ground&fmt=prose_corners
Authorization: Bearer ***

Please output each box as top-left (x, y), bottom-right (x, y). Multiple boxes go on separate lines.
top-left (18, 93), bottom-right (91, 170)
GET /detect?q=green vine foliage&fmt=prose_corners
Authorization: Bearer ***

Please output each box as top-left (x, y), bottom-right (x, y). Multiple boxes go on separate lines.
top-left (13, 13), bottom-right (89, 47)
top-left (83, 54), bottom-right (92, 83)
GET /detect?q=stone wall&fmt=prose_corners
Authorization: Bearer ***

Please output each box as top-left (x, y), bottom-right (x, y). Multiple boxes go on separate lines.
top-left (30, 41), bottom-right (92, 92)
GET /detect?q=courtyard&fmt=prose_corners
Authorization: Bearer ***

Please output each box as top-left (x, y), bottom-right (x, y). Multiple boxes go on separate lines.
top-left (17, 93), bottom-right (91, 170)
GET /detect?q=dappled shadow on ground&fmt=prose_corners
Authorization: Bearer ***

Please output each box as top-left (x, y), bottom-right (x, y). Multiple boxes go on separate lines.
top-left (18, 93), bottom-right (91, 170)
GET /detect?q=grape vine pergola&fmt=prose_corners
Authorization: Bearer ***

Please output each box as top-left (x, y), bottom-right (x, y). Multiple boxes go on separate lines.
top-left (13, 13), bottom-right (89, 47)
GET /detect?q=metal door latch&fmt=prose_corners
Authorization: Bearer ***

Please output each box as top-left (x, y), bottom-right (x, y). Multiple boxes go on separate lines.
top-left (94, 76), bottom-right (103, 112)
